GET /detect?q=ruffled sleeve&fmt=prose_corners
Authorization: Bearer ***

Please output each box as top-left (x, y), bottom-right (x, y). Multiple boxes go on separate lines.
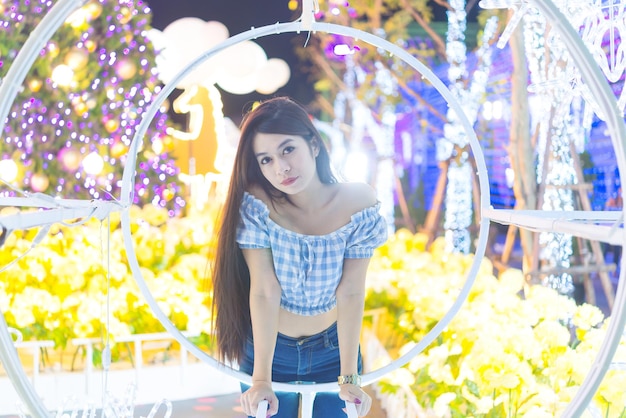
top-left (345, 203), bottom-right (388, 258)
top-left (236, 192), bottom-right (271, 249)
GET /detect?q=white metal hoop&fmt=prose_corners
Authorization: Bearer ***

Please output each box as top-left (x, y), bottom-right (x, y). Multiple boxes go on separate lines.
top-left (119, 19), bottom-right (491, 394)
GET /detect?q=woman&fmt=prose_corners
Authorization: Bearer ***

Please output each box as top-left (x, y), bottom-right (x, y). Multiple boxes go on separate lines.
top-left (211, 97), bottom-right (387, 417)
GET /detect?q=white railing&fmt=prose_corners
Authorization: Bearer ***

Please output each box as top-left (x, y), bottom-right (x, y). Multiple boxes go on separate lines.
top-left (4, 328), bottom-right (56, 392)
top-left (0, 330), bottom-right (239, 415)
top-left (70, 331), bottom-right (198, 395)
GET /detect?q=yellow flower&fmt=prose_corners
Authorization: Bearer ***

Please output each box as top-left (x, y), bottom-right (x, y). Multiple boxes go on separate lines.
top-left (381, 367), bottom-right (416, 387)
top-left (412, 232), bottom-right (429, 252)
top-left (137, 203), bottom-right (170, 226)
top-left (593, 369), bottom-right (626, 416)
top-left (460, 386), bottom-right (500, 414)
top-left (73, 320), bottom-right (95, 337)
top-left (572, 303), bottom-right (605, 331)
top-left (0, 282), bottom-right (9, 306)
top-left (10, 303), bottom-right (36, 328)
top-left (424, 345), bottom-right (459, 386)
top-left (429, 236), bottom-right (447, 258)
top-left (524, 285), bottom-right (577, 322)
top-left (433, 392), bottom-right (456, 416)
top-left (499, 268), bottom-right (525, 294)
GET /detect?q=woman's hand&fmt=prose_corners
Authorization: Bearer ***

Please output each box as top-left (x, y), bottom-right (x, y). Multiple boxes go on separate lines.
top-left (339, 383), bottom-right (371, 417)
top-left (241, 381), bottom-right (279, 417)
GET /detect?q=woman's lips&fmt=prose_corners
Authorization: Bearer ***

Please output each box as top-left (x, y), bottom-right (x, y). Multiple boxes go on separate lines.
top-left (281, 177), bottom-right (297, 186)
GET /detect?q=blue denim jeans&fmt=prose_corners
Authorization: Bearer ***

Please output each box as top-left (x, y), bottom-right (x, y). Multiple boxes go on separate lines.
top-left (239, 322), bottom-right (362, 418)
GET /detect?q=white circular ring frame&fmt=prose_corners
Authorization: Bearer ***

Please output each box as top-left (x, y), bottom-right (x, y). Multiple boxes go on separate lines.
top-left (120, 19), bottom-right (491, 393)
top-left (0, 1), bottom-right (623, 417)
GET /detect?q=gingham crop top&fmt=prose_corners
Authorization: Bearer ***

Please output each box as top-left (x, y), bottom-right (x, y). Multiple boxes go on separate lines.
top-left (236, 191), bottom-right (388, 316)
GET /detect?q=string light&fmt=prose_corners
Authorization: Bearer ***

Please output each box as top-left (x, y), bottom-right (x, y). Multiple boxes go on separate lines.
top-left (480, 1), bottom-right (624, 294)
top-left (441, 6), bottom-right (498, 254)
top-left (484, 0), bottom-right (626, 125)
top-left (523, 8), bottom-right (577, 295)
top-left (0, 0), bottom-right (184, 215)
top-left (0, 159), bottom-right (19, 183)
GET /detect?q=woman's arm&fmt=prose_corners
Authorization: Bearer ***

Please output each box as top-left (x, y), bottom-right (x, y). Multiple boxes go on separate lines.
top-left (336, 257), bottom-right (373, 416)
top-left (241, 248), bottom-right (282, 416)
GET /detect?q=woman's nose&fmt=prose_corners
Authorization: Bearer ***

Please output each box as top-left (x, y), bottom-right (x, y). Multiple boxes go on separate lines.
top-left (276, 159), bottom-right (290, 174)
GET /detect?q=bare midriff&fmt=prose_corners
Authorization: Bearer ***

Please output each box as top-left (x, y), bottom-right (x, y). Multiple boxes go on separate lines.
top-left (277, 306), bottom-right (338, 338)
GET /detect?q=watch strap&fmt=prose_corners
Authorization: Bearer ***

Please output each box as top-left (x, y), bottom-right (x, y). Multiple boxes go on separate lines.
top-left (337, 374), bottom-right (361, 386)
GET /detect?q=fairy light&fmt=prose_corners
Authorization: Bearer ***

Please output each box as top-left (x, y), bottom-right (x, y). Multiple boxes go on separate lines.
top-left (441, 4), bottom-right (498, 254)
top-left (0, 0), bottom-right (183, 215)
top-left (484, 0), bottom-right (626, 124)
top-left (333, 44), bottom-right (359, 56)
top-left (518, 1), bottom-right (626, 295)
top-left (441, 0), bottom-right (469, 254)
top-left (521, 8), bottom-right (576, 296)
top-left (50, 64), bottom-right (75, 87)
top-left (0, 159), bottom-right (18, 183)
top-left (82, 151), bottom-right (104, 176)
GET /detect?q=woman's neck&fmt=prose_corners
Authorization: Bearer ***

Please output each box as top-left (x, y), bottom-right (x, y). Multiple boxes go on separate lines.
top-left (285, 181), bottom-right (335, 213)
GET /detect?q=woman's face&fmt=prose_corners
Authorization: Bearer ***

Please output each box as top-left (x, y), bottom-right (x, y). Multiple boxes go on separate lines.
top-left (252, 132), bottom-right (319, 194)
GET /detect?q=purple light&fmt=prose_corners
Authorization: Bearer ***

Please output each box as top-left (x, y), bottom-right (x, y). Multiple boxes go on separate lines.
top-left (1, 0), bottom-right (184, 214)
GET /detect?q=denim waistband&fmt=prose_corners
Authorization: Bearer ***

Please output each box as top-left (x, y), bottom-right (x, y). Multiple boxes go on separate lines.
top-left (275, 321), bottom-right (338, 348)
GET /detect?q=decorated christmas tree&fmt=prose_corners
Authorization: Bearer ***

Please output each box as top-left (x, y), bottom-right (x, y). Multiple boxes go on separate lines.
top-left (0, 0), bottom-right (184, 215)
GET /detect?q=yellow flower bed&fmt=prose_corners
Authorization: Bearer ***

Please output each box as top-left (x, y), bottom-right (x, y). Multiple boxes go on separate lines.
top-left (2, 207), bottom-right (625, 416)
top-left (366, 229), bottom-right (626, 417)
top-left (0, 205), bottom-right (218, 356)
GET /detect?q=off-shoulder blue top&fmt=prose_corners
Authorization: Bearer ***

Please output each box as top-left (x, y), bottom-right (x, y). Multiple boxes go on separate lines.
top-left (236, 191), bottom-right (388, 316)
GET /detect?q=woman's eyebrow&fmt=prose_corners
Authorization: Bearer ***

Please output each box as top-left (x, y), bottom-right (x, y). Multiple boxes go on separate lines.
top-left (255, 138), bottom-right (294, 157)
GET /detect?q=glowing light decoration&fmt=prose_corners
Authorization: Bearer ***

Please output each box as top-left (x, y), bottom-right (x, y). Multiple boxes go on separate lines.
top-left (333, 43), bottom-right (360, 55)
top-left (50, 63), bottom-right (75, 87)
top-left (585, 1), bottom-right (626, 84)
top-left (166, 84), bottom-right (238, 211)
top-left (0, 0), bottom-right (184, 215)
top-left (0, 159), bottom-right (19, 183)
top-left (150, 17), bottom-right (291, 94)
top-left (480, 0), bottom-right (626, 123)
top-left (578, 0), bottom-right (626, 122)
top-left (149, 16), bottom-right (291, 211)
top-left (521, 9), bottom-right (577, 296)
top-left (82, 151), bottom-right (104, 176)
top-left (440, 4), bottom-right (498, 253)
top-left (481, 0), bottom-right (620, 296)
top-left (481, 99), bottom-right (504, 120)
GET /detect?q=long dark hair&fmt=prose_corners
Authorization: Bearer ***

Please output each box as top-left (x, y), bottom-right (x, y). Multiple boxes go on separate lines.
top-left (211, 97), bottom-right (337, 363)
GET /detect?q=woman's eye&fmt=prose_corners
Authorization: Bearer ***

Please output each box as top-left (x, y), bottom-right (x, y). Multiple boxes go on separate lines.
top-left (260, 157), bottom-right (271, 165)
top-left (283, 146), bottom-right (295, 155)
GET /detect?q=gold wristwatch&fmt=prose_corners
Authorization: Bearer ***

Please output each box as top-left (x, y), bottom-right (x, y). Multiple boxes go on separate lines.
top-left (337, 374), bottom-right (361, 386)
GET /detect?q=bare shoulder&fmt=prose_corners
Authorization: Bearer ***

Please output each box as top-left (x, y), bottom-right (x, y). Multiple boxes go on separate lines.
top-left (246, 184), bottom-right (271, 205)
top-left (336, 182), bottom-right (378, 213)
